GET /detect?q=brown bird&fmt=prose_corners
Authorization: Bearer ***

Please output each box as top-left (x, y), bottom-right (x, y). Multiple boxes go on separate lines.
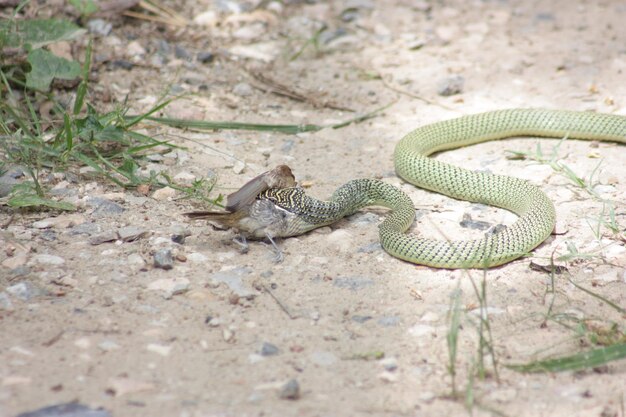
top-left (183, 165), bottom-right (298, 261)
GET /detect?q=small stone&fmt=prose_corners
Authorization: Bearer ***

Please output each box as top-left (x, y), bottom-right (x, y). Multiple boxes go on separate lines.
top-left (146, 343), bottom-right (172, 356)
top-left (222, 328), bottom-right (235, 343)
top-left (32, 219), bottom-right (56, 229)
top-left (89, 198), bottom-right (125, 217)
top-left (357, 242), bottom-right (382, 253)
top-left (107, 377), bottom-right (155, 397)
top-left (187, 252), bottom-right (208, 263)
top-left (327, 229), bottom-right (354, 252)
top-left (378, 371), bottom-right (398, 383)
top-left (2, 252), bottom-right (28, 269)
top-left (117, 226), bottom-right (148, 242)
top-left (260, 342), bottom-right (279, 356)
top-left (174, 45), bottom-right (191, 60)
top-left (126, 40), bottom-right (146, 57)
top-left (197, 51), bottom-right (215, 63)
top-left (98, 340), bottom-right (121, 351)
top-left (233, 82), bottom-right (254, 97)
top-left (408, 324), bottom-right (436, 337)
top-left (352, 315), bottom-right (373, 323)
top-left (29, 254), bottom-right (65, 265)
top-left (309, 351), bottom-right (338, 367)
top-left (147, 277), bottom-right (190, 296)
top-left (74, 337), bottom-right (91, 349)
top-left (0, 292), bottom-right (13, 310)
top-left (16, 403), bottom-right (112, 417)
top-left (194, 10), bottom-right (218, 25)
top-left (87, 19), bottom-right (112, 36)
top-left (89, 231), bottom-right (118, 245)
top-left (377, 316), bottom-right (400, 327)
top-left (152, 186), bottom-right (177, 201)
top-left (233, 160), bottom-right (246, 174)
top-left (6, 282), bottom-right (46, 301)
top-left (333, 276), bottom-right (374, 291)
top-left (379, 357), bottom-right (398, 371)
top-left (209, 266), bottom-right (255, 298)
top-left (437, 75), bottom-right (464, 96)
top-left (153, 249), bottom-right (174, 270)
top-left (420, 311), bottom-right (440, 322)
top-left (279, 379), bottom-right (300, 400)
top-left (173, 171), bottom-right (196, 185)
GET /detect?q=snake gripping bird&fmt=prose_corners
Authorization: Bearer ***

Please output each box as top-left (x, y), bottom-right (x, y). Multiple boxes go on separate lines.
top-left (183, 165), bottom-right (298, 261)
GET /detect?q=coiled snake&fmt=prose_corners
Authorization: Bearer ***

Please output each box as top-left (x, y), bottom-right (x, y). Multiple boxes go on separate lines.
top-left (258, 109), bottom-right (625, 268)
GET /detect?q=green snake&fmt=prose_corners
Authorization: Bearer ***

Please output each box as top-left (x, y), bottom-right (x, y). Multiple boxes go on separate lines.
top-left (259, 109), bottom-right (626, 268)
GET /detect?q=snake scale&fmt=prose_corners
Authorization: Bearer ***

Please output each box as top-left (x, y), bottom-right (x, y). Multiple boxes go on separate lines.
top-left (259, 109), bottom-right (626, 268)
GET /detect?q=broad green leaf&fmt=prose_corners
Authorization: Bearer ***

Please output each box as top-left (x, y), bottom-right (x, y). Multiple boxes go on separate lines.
top-left (8, 193), bottom-right (75, 211)
top-left (0, 19), bottom-right (85, 50)
top-left (26, 49), bottom-right (81, 91)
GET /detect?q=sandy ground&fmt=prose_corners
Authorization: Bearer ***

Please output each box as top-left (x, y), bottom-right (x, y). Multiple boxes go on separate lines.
top-left (1, 0), bottom-right (626, 416)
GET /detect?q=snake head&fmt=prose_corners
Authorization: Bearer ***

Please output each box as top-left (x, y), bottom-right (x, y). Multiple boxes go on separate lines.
top-left (258, 188), bottom-right (304, 211)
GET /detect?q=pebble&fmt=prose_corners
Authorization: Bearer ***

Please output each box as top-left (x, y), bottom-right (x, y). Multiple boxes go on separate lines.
top-left (333, 276), bottom-right (374, 291)
top-left (378, 371), bottom-right (398, 383)
top-left (377, 316), bottom-right (400, 327)
top-left (459, 214), bottom-right (491, 231)
top-left (153, 249), bottom-right (174, 270)
top-left (16, 402), bottom-right (112, 417)
top-left (187, 252), bottom-right (208, 263)
top-left (309, 351), bottom-right (338, 366)
top-left (379, 356), bottom-right (398, 371)
top-left (279, 379), bottom-right (300, 400)
top-left (233, 82), bottom-right (254, 97)
top-left (7, 281), bottom-right (45, 301)
top-left (98, 340), bottom-right (121, 352)
top-left (352, 315), bottom-right (372, 323)
top-left (107, 376), bottom-right (155, 397)
top-left (70, 222), bottom-right (101, 236)
top-left (420, 311), bottom-right (440, 322)
top-left (327, 230), bottom-right (354, 252)
top-left (118, 226), bottom-right (148, 242)
top-left (87, 19), bottom-right (112, 36)
top-left (197, 51), bottom-right (215, 63)
top-left (173, 171), bottom-right (196, 185)
top-left (152, 186), bottom-right (177, 201)
top-left (174, 45), bottom-right (191, 60)
top-left (126, 40), bottom-right (146, 57)
top-left (89, 231), bottom-right (118, 245)
top-left (29, 254), bottom-right (65, 266)
top-left (0, 292), bottom-right (13, 310)
top-left (146, 343), bottom-right (172, 356)
top-left (90, 198), bottom-right (125, 217)
top-left (222, 328), bottom-right (235, 343)
top-left (2, 252), bottom-right (28, 269)
top-left (407, 324), bottom-right (436, 337)
top-left (437, 75), bottom-right (464, 96)
top-left (147, 277), bottom-right (190, 297)
top-left (357, 242), bottom-right (382, 253)
top-left (260, 342), bottom-right (279, 356)
top-left (193, 10), bottom-right (218, 26)
top-left (209, 267), bottom-right (255, 298)
top-left (74, 337), bottom-right (91, 349)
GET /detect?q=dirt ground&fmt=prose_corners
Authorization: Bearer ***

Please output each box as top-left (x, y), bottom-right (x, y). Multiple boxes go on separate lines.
top-left (1, 0), bottom-right (626, 416)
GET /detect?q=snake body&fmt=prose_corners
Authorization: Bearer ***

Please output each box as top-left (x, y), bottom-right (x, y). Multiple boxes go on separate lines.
top-left (261, 109), bottom-right (626, 268)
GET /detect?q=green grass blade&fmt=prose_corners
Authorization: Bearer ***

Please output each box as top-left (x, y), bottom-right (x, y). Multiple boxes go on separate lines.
top-left (73, 39), bottom-right (92, 115)
top-left (137, 116), bottom-right (324, 134)
top-left (507, 342), bottom-right (626, 373)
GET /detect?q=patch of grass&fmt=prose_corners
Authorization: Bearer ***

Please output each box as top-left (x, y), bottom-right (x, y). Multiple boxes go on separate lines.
top-left (0, 21), bottom-right (218, 211)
